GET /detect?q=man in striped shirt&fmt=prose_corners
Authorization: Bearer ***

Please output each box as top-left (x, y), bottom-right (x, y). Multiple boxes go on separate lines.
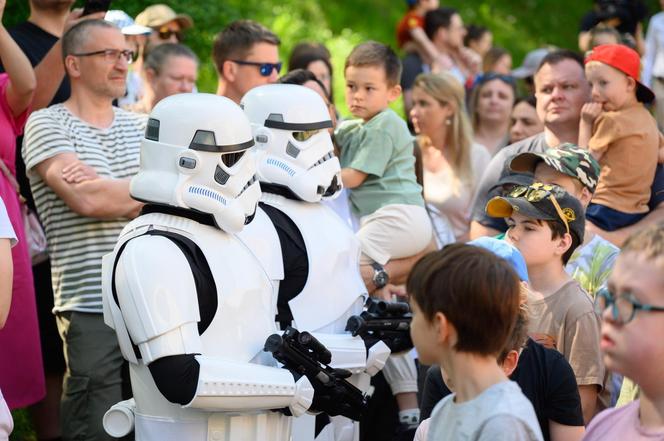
top-left (22, 19), bottom-right (146, 441)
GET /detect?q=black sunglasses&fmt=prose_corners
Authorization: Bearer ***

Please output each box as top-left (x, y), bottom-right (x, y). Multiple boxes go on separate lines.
top-left (231, 59), bottom-right (282, 77)
top-left (474, 72), bottom-right (517, 88)
top-left (156, 27), bottom-right (183, 42)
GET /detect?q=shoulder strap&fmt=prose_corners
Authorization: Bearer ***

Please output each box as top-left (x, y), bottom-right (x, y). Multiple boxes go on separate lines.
top-left (0, 159), bottom-right (19, 193)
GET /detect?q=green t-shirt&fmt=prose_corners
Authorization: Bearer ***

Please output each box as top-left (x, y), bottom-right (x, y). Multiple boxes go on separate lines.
top-left (335, 109), bottom-right (424, 218)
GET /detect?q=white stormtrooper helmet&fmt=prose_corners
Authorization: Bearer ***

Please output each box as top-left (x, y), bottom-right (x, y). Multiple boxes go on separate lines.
top-left (130, 93), bottom-right (261, 233)
top-left (241, 84), bottom-right (342, 202)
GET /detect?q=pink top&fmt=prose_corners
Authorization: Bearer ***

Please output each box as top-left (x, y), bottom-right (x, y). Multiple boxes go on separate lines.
top-left (0, 72), bottom-right (45, 408)
top-left (583, 400), bottom-right (664, 440)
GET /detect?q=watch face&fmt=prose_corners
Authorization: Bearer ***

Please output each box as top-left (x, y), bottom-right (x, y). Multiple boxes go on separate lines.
top-left (374, 270), bottom-right (389, 288)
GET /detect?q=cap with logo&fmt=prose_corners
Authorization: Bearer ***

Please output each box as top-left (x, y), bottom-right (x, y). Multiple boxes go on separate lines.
top-left (509, 143), bottom-right (601, 192)
top-left (585, 44), bottom-right (654, 103)
top-left (486, 182), bottom-right (585, 244)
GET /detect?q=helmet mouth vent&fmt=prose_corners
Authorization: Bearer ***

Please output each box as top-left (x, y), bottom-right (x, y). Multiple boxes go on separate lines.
top-left (308, 151), bottom-right (334, 170)
top-left (240, 175), bottom-right (258, 195)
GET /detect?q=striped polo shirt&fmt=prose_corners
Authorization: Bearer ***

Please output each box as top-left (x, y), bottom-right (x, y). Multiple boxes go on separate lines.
top-left (23, 104), bottom-right (146, 313)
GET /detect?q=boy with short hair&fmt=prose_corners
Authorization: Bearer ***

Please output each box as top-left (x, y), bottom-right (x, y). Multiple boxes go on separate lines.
top-left (486, 183), bottom-right (604, 424)
top-left (510, 143), bottom-right (619, 297)
top-left (407, 244), bottom-right (543, 440)
top-left (579, 43), bottom-right (664, 232)
top-left (584, 223), bottom-right (664, 440)
top-left (337, 41), bottom-right (432, 268)
top-left (336, 40), bottom-right (432, 435)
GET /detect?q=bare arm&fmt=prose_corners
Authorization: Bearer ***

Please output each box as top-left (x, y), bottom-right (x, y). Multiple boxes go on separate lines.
top-left (578, 384), bottom-right (598, 425)
top-left (0, 237), bottom-right (12, 328)
top-left (341, 168), bottom-right (367, 189)
top-left (35, 152), bottom-right (143, 219)
top-left (0, 0), bottom-right (36, 116)
top-left (548, 420), bottom-right (584, 441)
top-left (469, 221), bottom-right (501, 240)
top-left (32, 9), bottom-right (104, 111)
top-left (579, 103), bottom-right (602, 158)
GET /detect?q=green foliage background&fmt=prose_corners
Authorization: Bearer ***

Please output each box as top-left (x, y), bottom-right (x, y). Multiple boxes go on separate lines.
top-left (4, 0), bottom-right (659, 118)
top-left (0, 1), bottom-right (660, 438)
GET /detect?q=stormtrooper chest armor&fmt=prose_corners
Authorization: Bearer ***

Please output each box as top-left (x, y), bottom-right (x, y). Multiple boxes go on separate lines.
top-left (110, 210), bottom-right (278, 363)
top-left (254, 193), bottom-right (366, 332)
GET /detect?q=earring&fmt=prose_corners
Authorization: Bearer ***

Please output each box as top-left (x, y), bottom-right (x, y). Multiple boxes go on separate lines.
top-left (445, 118), bottom-right (452, 126)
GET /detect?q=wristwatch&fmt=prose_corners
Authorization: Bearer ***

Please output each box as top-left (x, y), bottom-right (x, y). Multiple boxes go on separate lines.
top-left (371, 262), bottom-right (389, 289)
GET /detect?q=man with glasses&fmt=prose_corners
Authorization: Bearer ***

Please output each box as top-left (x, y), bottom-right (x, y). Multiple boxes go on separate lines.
top-left (584, 223), bottom-right (664, 439)
top-left (213, 19), bottom-right (281, 104)
top-left (22, 19), bottom-right (146, 441)
top-left (134, 3), bottom-right (193, 46)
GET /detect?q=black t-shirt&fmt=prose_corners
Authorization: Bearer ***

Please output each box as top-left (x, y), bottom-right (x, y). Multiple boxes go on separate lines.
top-left (401, 52), bottom-right (426, 92)
top-left (420, 338), bottom-right (584, 441)
top-left (579, 1), bottom-right (648, 35)
top-left (2, 21), bottom-right (70, 209)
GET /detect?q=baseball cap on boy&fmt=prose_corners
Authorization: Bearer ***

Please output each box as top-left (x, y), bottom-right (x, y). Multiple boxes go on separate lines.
top-left (468, 237), bottom-right (529, 282)
top-left (509, 143), bottom-right (601, 192)
top-left (486, 182), bottom-right (585, 244)
top-left (585, 44), bottom-right (655, 103)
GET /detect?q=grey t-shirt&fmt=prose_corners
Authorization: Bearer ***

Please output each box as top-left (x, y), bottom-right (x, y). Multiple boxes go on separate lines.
top-left (428, 380), bottom-right (544, 441)
top-left (471, 133), bottom-right (549, 230)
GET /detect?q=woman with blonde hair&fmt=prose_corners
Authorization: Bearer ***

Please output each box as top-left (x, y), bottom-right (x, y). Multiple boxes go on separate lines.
top-left (410, 72), bottom-right (491, 241)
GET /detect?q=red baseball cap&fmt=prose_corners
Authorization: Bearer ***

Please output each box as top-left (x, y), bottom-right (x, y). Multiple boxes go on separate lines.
top-left (585, 44), bottom-right (654, 103)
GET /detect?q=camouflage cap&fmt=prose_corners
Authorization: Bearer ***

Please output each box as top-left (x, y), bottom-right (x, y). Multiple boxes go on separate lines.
top-left (486, 182), bottom-right (585, 245)
top-left (509, 143), bottom-right (600, 192)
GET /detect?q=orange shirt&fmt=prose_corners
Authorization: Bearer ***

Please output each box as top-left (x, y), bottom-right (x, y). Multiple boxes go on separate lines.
top-left (589, 103), bottom-right (661, 214)
top-left (396, 11), bottom-right (424, 48)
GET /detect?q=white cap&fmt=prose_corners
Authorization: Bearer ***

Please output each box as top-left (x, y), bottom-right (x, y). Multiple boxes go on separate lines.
top-left (105, 10), bottom-right (152, 36)
top-left (511, 48), bottom-right (552, 79)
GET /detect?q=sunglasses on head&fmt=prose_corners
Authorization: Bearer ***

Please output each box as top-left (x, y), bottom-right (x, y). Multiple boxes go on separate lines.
top-left (474, 72), bottom-right (517, 87)
top-left (231, 59), bottom-right (282, 77)
top-left (508, 183), bottom-right (574, 234)
top-left (157, 27), bottom-right (183, 42)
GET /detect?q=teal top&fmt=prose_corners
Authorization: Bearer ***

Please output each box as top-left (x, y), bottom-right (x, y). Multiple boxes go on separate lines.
top-left (335, 109), bottom-right (424, 218)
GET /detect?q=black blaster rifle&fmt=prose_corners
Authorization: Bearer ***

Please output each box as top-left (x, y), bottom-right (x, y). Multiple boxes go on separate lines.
top-left (345, 298), bottom-right (413, 353)
top-left (264, 326), bottom-right (368, 420)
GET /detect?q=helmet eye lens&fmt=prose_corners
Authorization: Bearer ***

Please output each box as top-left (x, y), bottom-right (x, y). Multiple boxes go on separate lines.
top-left (221, 150), bottom-right (246, 168)
top-left (293, 130), bottom-right (319, 142)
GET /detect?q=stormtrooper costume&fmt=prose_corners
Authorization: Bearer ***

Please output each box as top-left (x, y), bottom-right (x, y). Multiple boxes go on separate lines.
top-left (237, 85), bottom-right (390, 441)
top-left (100, 93), bottom-right (315, 441)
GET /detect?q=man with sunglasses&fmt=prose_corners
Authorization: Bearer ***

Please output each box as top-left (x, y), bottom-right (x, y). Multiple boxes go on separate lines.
top-left (134, 3), bottom-right (193, 46)
top-left (584, 223), bottom-right (664, 440)
top-left (486, 183), bottom-right (604, 425)
top-left (213, 20), bottom-right (281, 104)
top-left (22, 19), bottom-right (147, 441)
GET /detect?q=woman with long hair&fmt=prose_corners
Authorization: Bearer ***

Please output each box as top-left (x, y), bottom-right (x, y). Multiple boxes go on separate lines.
top-left (469, 72), bottom-right (516, 156)
top-left (410, 72), bottom-right (490, 241)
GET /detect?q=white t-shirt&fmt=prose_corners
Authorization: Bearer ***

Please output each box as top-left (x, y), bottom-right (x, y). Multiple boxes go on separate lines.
top-left (427, 381), bottom-right (543, 441)
top-left (0, 198), bottom-right (16, 247)
top-left (0, 389), bottom-right (11, 441)
top-left (424, 142), bottom-right (491, 241)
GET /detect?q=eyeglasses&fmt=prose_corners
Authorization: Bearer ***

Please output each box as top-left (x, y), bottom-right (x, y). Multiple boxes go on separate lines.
top-left (595, 287), bottom-right (664, 324)
top-left (156, 27), bottom-right (183, 42)
top-left (71, 49), bottom-right (136, 64)
top-left (507, 183), bottom-right (574, 234)
top-left (230, 60), bottom-right (282, 77)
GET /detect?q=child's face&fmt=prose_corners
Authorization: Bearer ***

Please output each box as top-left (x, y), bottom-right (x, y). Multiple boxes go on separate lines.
top-left (345, 65), bottom-right (400, 122)
top-left (409, 298), bottom-right (442, 366)
top-left (585, 61), bottom-right (637, 111)
top-left (418, 0), bottom-right (440, 11)
top-left (505, 212), bottom-right (565, 268)
top-left (534, 163), bottom-right (590, 208)
top-left (600, 252), bottom-right (664, 386)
